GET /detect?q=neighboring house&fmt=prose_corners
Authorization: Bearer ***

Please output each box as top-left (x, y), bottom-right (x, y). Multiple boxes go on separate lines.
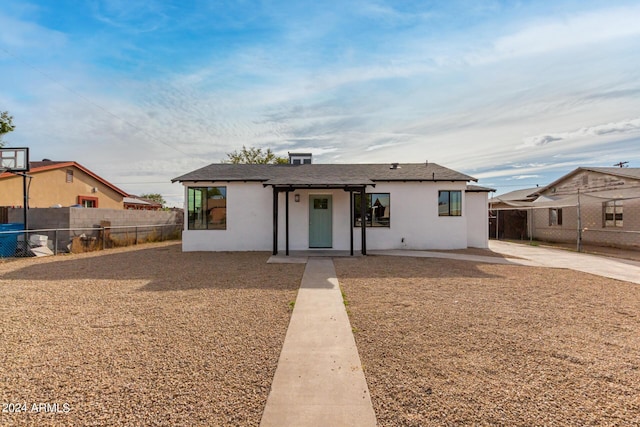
top-left (492, 167), bottom-right (640, 249)
top-left (0, 160), bottom-right (129, 209)
top-left (172, 154), bottom-right (493, 254)
top-left (124, 196), bottom-right (163, 210)
top-left (489, 187), bottom-right (538, 240)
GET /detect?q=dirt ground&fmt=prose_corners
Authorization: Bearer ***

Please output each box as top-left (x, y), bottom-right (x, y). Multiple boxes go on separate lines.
top-left (335, 256), bottom-right (640, 427)
top-left (0, 242), bottom-right (304, 426)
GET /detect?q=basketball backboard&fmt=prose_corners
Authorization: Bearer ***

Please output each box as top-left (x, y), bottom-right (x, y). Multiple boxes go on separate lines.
top-left (0, 147), bottom-right (29, 172)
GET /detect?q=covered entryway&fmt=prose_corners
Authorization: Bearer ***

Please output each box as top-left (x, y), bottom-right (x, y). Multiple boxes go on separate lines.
top-left (309, 195), bottom-right (332, 248)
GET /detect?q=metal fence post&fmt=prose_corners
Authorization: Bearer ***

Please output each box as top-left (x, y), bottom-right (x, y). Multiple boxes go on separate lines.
top-left (54, 229), bottom-right (58, 255)
top-left (135, 226), bottom-right (138, 245)
top-left (102, 227), bottom-right (106, 251)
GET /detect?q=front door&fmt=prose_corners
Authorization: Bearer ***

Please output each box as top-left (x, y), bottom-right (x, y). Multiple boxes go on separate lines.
top-left (309, 195), bottom-right (332, 248)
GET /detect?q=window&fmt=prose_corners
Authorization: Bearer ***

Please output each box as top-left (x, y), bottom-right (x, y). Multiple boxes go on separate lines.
top-left (549, 208), bottom-right (563, 226)
top-left (603, 200), bottom-right (623, 227)
top-left (354, 193), bottom-right (390, 227)
top-left (314, 198), bottom-right (328, 209)
top-left (188, 187), bottom-right (227, 230)
top-left (66, 169), bottom-right (74, 183)
top-left (78, 196), bottom-right (98, 208)
top-left (438, 191), bottom-right (462, 216)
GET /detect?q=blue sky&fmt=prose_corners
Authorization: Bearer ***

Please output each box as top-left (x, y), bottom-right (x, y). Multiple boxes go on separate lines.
top-left (2, 0), bottom-right (640, 206)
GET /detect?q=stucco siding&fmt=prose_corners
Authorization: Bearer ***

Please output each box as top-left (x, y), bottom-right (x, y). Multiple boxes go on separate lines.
top-left (182, 181), bottom-right (481, 251)
top-left (466, 192), bottom-right (489, 248)
top-left (182, 182), bottom-right (273, 252)
top-left (0, 167), bottom-right (124, 209)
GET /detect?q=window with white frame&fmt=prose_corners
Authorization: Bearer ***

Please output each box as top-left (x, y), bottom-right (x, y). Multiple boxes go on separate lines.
top-left (603, 200), bottom-right (623, 227)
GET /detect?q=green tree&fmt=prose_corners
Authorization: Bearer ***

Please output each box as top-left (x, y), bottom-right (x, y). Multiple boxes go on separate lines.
top-left (224, 145), bottom-right (288, 164)
top-left (140, 193), bottom-right (166, 206)
top-left (0, 111), bottom-right (16, 147)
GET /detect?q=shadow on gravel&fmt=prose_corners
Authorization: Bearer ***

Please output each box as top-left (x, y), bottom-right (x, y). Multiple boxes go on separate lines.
top-left (0, 243), bottom-right (305, 292)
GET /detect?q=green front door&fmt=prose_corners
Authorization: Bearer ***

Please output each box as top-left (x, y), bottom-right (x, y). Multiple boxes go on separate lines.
top-left (309, 195), bottom-right (332, 248)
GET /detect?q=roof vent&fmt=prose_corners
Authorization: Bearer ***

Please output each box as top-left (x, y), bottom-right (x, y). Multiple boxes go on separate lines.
top-left (390, 162), bottom-right (400, 169)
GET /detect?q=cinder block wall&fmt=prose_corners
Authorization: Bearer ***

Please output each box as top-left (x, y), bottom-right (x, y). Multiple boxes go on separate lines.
top-left (531, 199), bottom-right (639, 249)
top-left (68, 209), bottom-right (182, 228)
top-left (8, 207), bottom-right (72, 229)
top-left (9, 208), bottom-right (182, 229)
top-left (8, 208), bottom-right (183, 251)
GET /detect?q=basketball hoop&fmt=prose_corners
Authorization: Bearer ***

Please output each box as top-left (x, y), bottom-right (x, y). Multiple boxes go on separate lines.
top-left (0, 147), bottom-right (30, 172)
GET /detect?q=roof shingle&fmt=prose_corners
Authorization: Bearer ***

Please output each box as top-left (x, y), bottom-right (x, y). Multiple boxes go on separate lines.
top-left (172, 162), bottom-right (476, 184)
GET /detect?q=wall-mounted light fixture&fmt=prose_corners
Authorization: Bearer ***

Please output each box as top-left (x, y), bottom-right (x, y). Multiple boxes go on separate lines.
top-left (294, 194), bottom-right (300, 202)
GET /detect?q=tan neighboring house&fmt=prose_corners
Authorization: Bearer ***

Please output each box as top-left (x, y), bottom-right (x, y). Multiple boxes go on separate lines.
top-left (491, 167), bottom-right (640, 249)
top-left (0, 160), bottom-right (129, 209)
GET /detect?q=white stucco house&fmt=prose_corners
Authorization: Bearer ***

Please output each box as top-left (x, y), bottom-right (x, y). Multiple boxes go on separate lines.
top-left (172, 154), bottom-right (493, 255)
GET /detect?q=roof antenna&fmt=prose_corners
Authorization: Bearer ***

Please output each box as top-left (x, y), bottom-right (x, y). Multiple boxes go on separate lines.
top-left (613, 161), bottom-right (629, 168)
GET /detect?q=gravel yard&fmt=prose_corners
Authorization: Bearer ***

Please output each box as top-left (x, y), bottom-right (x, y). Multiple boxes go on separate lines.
top-left (0, 242), bottom-right (304, 426)
top-left (335, 255), bottom-right (640, 427)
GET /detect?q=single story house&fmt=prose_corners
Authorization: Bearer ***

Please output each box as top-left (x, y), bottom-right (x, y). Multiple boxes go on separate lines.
top-left (0, 160), bottom-right (129, 209)
top-left (491, 167), bottom-right (640, 249)
top-left (172, 154), bottom-right (493, 254)
top-left (124, 196), bottom-right (163, 210)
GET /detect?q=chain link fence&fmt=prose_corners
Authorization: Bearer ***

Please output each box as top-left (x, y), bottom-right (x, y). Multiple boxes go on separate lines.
top-left (0, 223), bottom-right (182, 258)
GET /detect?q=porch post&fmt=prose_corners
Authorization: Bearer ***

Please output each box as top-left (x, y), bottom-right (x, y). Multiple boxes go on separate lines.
top-left (272, 187), bottom-right (278, 255)
top-left (360, 186), bottom-right (367, 255)
top-left (285, 189), bottom-right (290, 256)
top-left (349, 190), bottom-right (354, 256)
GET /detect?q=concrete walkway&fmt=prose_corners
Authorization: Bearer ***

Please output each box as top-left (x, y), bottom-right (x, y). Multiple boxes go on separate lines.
top-left (488, 240), bottom-right (640, 284)
top-left (260, 258), bottom-right (377, 427)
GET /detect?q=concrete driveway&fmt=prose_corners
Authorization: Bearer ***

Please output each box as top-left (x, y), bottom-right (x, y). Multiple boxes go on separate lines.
top-left (489, 240), bottom-right (640, 285)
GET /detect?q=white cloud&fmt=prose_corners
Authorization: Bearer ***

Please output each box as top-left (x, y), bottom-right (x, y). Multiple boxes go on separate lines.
top-left (0, 14), bottom-right (66, 51)
top-left (509, 175), bottom-right (541, 180)
top-left (470, 5), bottom-right (640, 64)
top-left (522, 117), bottom-right (640, 147)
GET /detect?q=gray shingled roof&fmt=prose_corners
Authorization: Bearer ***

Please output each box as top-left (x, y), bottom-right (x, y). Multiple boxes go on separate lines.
top-left (466, 184), bottom-right (496, 192)
top-left (172, 162), bottom-right (476, 185)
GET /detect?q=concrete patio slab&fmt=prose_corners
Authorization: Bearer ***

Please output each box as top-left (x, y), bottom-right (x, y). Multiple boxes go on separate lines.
top-left (260, 258), bottom-right (377, 427)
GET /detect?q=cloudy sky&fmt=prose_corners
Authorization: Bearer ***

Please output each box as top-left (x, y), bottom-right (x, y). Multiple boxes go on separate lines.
top-left (2, 0), bottom-right (639, 206)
